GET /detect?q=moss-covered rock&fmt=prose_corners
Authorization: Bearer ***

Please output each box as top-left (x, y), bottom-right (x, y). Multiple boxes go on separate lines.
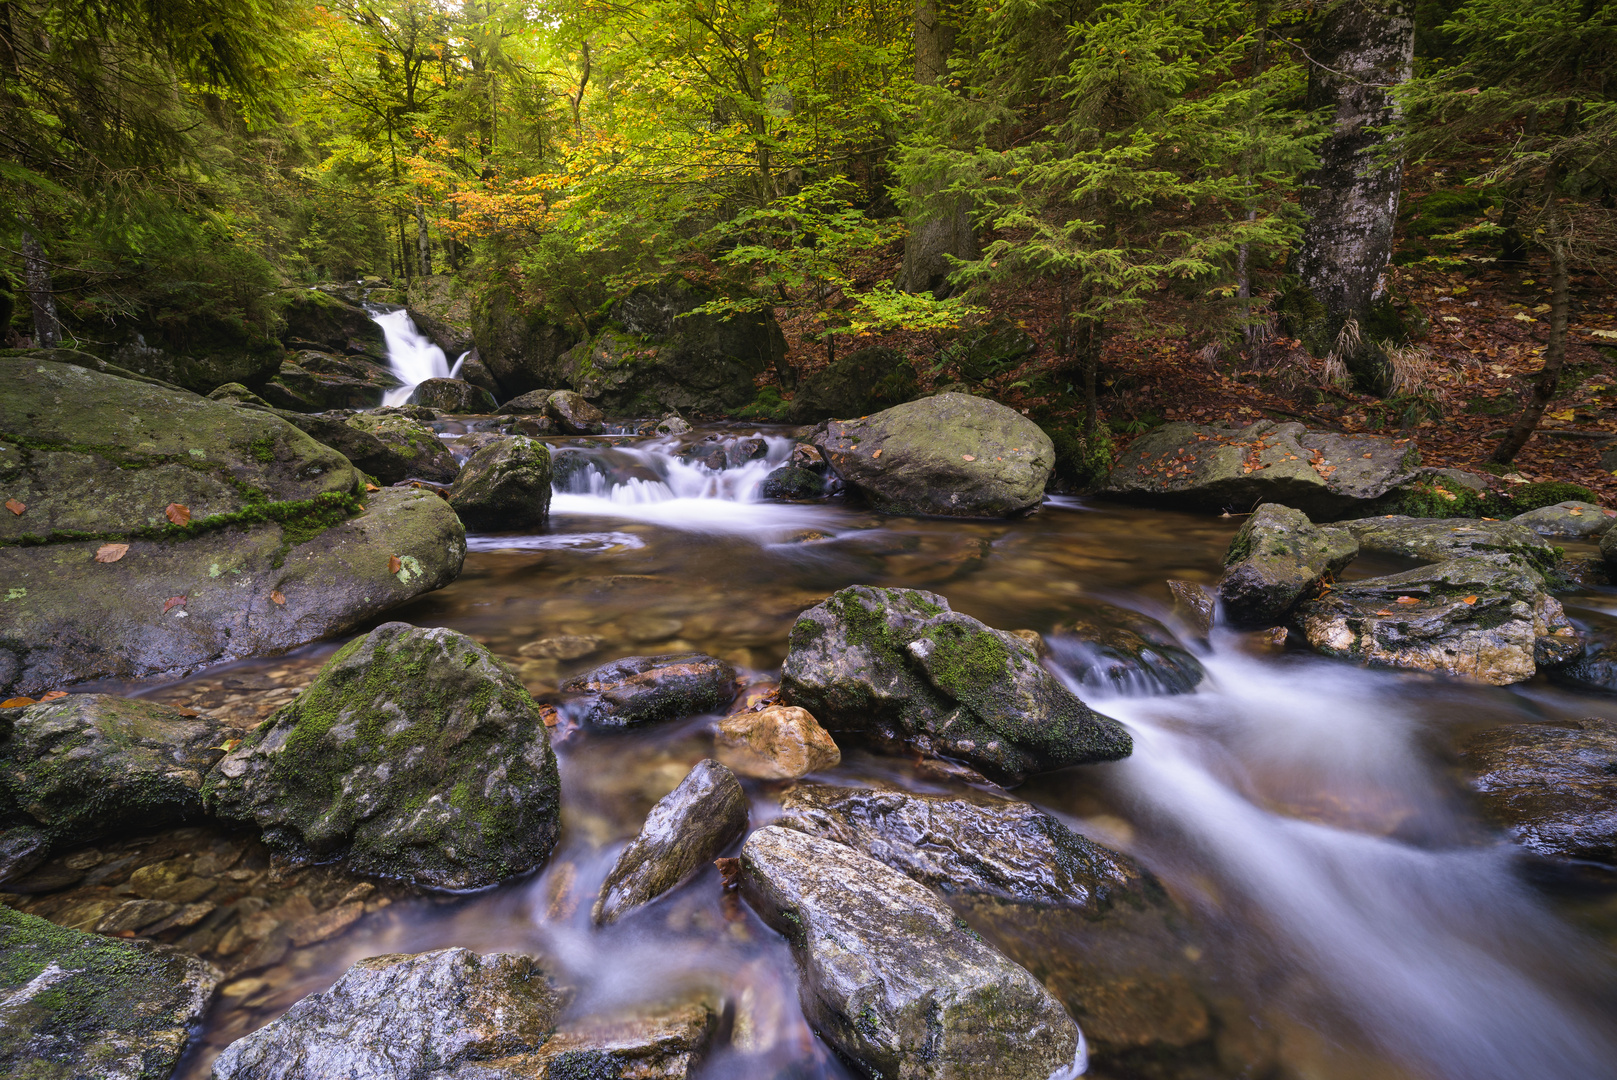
top-left (0, 903), bottom-right (219, 1080)
top-left (780, 586), bottom-right (1131, 783)
top-left (277, 288), bottom-right (386, 356)
top-left (205, 622), bottom-right (560, 890)
top-left (493, 389), bottom-right (555, 415)
top-left (343, 412), bottom-right (459, 483)
top-left (815, 393), bottom-right (1056, 518)
top-left (1512, 501), bottom-right (1617, 539)
top-left (408, 378), bottom-right (497, 414)
top-left (546, 390), bottom-right (604, 434)
top-left (786, 346), bottom-right (920, 423)
top-left (1603, 527), bottom-right (1617, 571)
top-left (271, 409), bottom-right (406, 484)
top-left (448, 436), bottom-right (551, 531)
top-left (758, 465), bottom-right (824, 501)
top-left (1341, 516), bottom-right (1557, 576)
top-left (470, 285), bottom-right (579, 400)
top-left (740, 825), bottom-right (1082, 1080)
top-left (1219, 504), bottom-right (1358, 627)
top-left (260, 358), bottom-right (388, 412)
top-left (208, 382), bottom-right (272, 409)
top-left (106, 310), bottom-right (286, 395)
top-left (559, 654), bottom-right (737, 729)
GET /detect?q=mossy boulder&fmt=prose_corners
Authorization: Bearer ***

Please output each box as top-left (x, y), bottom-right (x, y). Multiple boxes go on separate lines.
top-left (277, 288), bottom-right (386, 356)
top-left (758, 465), bottom-right (824, 501)
top-left (559, 654), bottom-right (737, 729)
top-left (470, 287), bottom-right (580, 401)
top-left (408, 378), bottom-right (496, 414)
top-left (260, 357), bottom-right (390, 412)
top-left (208, 382), bottom-right (272, 408)
top-left (546, 390), bottom-right (604, 434)
top-left (0, 903), bottom-right (220, 1080)
top-left (1342, 515), bottom-right (1558, 576)
top-left (1219, 504), bottom-right (1358, 627)
top-left (814, 393), bottom-right (1056, 518)
top-left (205, 622), bottom-right (561, 890)
top-left (494, 389), bottom-right (556, 415)
top-left (106, 310), bottom-right (286, 395)
top-left (270, 409), bottom-right (406, 484)
top-left (786, 346), bottom-right (920, 423)
top-left (0, 695), bottom-right (228, 853)
top-left (448, 436), bottom-right (552, 531)
top-left (343, 412), bottom-right (460, 483)
top-left (779, 586), bottom-right (1131, 783)
top-left (740, 826), bottom-right (1082, 1080)
top-left (1045, 603), bottom-right (1205, 694)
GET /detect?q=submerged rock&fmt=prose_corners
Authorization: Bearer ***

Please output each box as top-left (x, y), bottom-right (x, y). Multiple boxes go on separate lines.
top-left (592, 759), bottom-right (748, 925)
top-left (343, 412), bottom-right (460, 483)
top-left (1098, 420), bottom-right (1420, 519)
top-left (715, 705), bottom-right (841, 780)
top-left (206, 623), bottom-right (561, 890)
top-left (1046, 602), bottom-right (1205, 695)
top-left (547, 390), bottom-right (605, 434)
top-left (740, 826), bottom-right (1083, 1080)
top-left (1219, 503), bottom-right (1357, 627)
top-left (448, 436), bottom-right (552, 531)
top-left (409, 377), bottom-right (497, 414)
top-left (814, 393), bottom-right (1055, 517)
top-left (0, 904), bottom-right (219, 1080)
top-left (1460, 717), bottom-right (1617, 863)
top-left (1511, 500), bottom-right (1617, 539)
top-left (560, 653), bottom-right (737, 729)
top-left (759, 465), bottom-right (824, 501)
top-left (780, 586), bottom-right (1131, 783)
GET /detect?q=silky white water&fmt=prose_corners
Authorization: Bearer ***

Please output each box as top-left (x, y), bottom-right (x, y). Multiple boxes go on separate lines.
top-left (370, 307), bottom-right (465, 406)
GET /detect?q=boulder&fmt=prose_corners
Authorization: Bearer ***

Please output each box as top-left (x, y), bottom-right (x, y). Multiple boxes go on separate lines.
top-left (271, 409), bottom-right (408, 484)
top-left (1341, 515), bottom-right (1556, 574)
top-left (0, 695), bottom-right (228, 852)
top-left (493, 389), bottom-right (555, 415)
top-left (1460, 717), bottom-right (1617, 862)
top-left (547, 390), bottom-right (605, 434)
top-left (454, 350), bottom-right (504, 403)
top-left (448, 436), bottom-right (552, 531)
top-left (1045, 603), bottom-right (1205, 695)
top-left (408, 378), bottom-right (497, 414)
top-left (1166, 579), bottom-right (1215, 635)
top-left (780, 586), bottom-right (1131, 783)
top-left (1600, 526), bottom-right (1617, 570)
top-left (0, 825), bottom-right (48, 883)
top-left (0, 904), bottom-right (219, 1080)
top-left (656, 414), bottom-right (691, 435)
top-left (777, 784), bottom-right (1151, 910)
top-left (208, 382), bottom-right (272, 408)
top-left (437, 1003), bottom-right (716, 1080)
top-left (560, 654), bottom-right (737, 729)
top-left (1550, 620), bottom-right (1617, 693)
top-left (277, 288), bottom-right (386, 356)
top-left (343, 412), bottom-right (460, 483)
top-left (758, 466), bottom-right (824, 501)
top-left (1097, 420), bottom-right (1421, 519)
top-left (740, 826), bottom-right (1083, 1080)
top-left (1218, 504), bottom-right (1358, 627)
top-left (786, 346), bottom-right (920, 423)
top-left (259, 350), bottom-right (399, 411)
top-left (814, 393), bottom-right (1056, 517)
top-left (107, 309), bottom-right (285, 394)
top-left (205, 622), bottom-right (561, 890)
top-left (592, 759), bottom-right (748, 925)
top-left (715, 705), bottom-right (841, 780)
top-left (470, 286), bottom-right (579, 399)
top-left (1510, 500), bottom-right (1617, 539)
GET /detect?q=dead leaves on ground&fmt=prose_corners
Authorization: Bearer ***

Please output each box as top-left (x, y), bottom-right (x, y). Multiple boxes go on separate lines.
top-left (163, 595), bottom-right (187, 614)
top-left (4, 499), bottom-right (24, 515)
top-left (164, 503), bottom-right (191, 526)
top-left (388, 554), bottom-right (402, 575)
top-left (95, 543), bottom-right (129, 563)
top-left (270, 590), bottom-right (287, 606)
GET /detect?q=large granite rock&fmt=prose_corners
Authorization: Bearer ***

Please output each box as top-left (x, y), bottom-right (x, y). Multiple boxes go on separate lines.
top-left (343, 412), bottom-right (460, 483)
top-left (715, 705), bottom-right (841, 780)
top-left (560, 654), bottom-right (737, 729)
top-left (1045, 603), bottom-right (1205, 695)
top-left (448, 436), bottom-right (552, 531)
top-left (0, 904), bottom-right (219, 1080)
top-left (206, 623), bottom-right (560, 890)
top-left (780, 586), bottom-right (1131, 783)
top-left (786, 346), bottom-right (920, 423)
top-left (1341, 515), bottom-right (1557, 573)
top-left (409, 377), bottom-right (497, 414)
top-left (1460, 717), bottom-right (1617, 862)
top-left (1098, 420), bottom-right (1421, 519)
top-left (1219, 503), bottom-right (1358, 627)
top-left (470, 286), bottom-right (579, 399)
top-left (813, 393), bottom-right (1056, 517)
top-left (0, 359), bottom-right (464, 697)
top-left (269, 409), bottom-right (408, 484)
top-left (1511, 500), bottom-right (1617, 539)
top-left (277, 288), bottom-right (386, 356)
top-left (546, 390), bottom-right (604, 434)
top-left (592, 759), bottom-right (748, 925)
top-left (740, 826), bottom-right (1083, 1080)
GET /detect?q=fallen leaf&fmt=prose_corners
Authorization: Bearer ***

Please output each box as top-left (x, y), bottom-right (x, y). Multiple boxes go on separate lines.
top-left (1, 697), bottom-right (36, 708)
top-left (961, 454), bottom-right (976, 461)
top-left (4, 499), bottom-right (23, 515)
top-left (872, 449), bottom-right (882, 458)
top-left (714, 857), bottom-right (741, 890)
top-left (388, 555), bottom-right (402, 575)
top-left (1570, 507), bottom-right (1584, 516)
top-left (1395, 596), bottom-right (1420, 604)
top-left (94, 543), bottom-right (129, 563)
top-left (209, 738), bottom-right (242, 753)
top-left (270, 590), bottom-right (286, 606)
top-left (163, 595), bottom-right (187, 614)
top-left (39, 690), bottom-right (67, 701)
top-left (1374, 610), bottom-right (1397, 616)
top-left (1461, 595), bottom-right (1478, 604)
top-left (1363, 453), bottom-right (1373, 459)
top-left (172, 706), bottom-right (200, 717)
top-left (165, 503), bottom-right (191, 526)
top-left (365, 483), bottom-right (381, 492)
top-left (538, 704), bottom-right (560, 728)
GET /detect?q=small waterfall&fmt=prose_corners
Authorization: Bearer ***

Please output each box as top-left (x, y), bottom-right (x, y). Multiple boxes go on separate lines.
top-left (369, 307), bottom-right (467, 406)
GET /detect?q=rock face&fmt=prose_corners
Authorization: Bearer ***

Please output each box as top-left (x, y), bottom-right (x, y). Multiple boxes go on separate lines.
top-left (715, 705), bottom-right (841, 780)
top-left (1098, 420), bottom-right (1421, 518)
top-left (494, 388), bottom-right (554, 415)
top-left (1219, 504), bottom-right (1358, 627)
top-left (814, 393), bottom-right (1056, 517)
top-left (0, 359), bottom-right (464, 697)
top-left (409, 378), bottom-right (497, 413)
top-left (592, 759), bottom-right (748, 925)
top-left (0, 904), bottom-right (219, 1080)
top-left (0, 695), bottom-right (227, 852)
top-left (1046, 603), bottom-right (1205, 695)
top-left (270, 409), bottom-right (407, 484)
top-left (206, 623), bottom-right (561, 890)
top-left (108, 310), bottom-right (285, 394)
top-left (1511, 500), bottom-right (1617, 539)
top-left (278, 288), bottom-right (387, 356)
top-left (547, 389), bottom-right (605, 434)
top-left (786, 346), bottom-right (920, 423)
top-left (470, 286), bottom-right (579, 399)
top-left (777, 784), bottom-right (1151, 910)
top-left (1460, 718), bottom-right (1617, 862)
top-left (560, 654), bottom-right (737, 729)
top-left (780, 586), bottom-right (1131, 783)
top-left (1341, 515), bottom-right (1556, 571)
top-left (448, 436), bottom-right (552, 531)
top-left (343, 412), bottom-right (460, 483)
top-left (740, 826), bottom-right (1082, 1080)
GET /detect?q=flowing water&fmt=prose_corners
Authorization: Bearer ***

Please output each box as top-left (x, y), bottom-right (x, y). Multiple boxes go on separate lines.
top-left (369, 307), bottom-right (466, 406)
top-left (18, 424), bottom-right (1617, 1079)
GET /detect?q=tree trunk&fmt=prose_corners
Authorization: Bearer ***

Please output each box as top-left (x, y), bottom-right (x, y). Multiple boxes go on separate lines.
top-left (415, 197), bottom-right (432, 279)
top-left (898, 0), bottom-right (978, 297)
top-left (19, 224), bottom-right (60, 347)
top-left (1290, 0), bottom-right (1415, 394)
top-left (1490, 237), bottom-right (1569, 465)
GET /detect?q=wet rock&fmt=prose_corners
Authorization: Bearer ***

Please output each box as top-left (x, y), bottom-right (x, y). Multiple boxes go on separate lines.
top-left (206, 622), bottom-right (561, 890)
top-left (1219, 503), bottom-right (1357, 627)
top-left (1341, 515), bottom-right (1557, 575)
top-left (493, 388), bottom-right (555, 415)
top-left (209, 382), bottom-right (272, 409)
top-left (656, 413), bottom-right (692, 435)
top-left (0, 825), bottom-right (48, 883)
top-left (1295, 557), bottom-right (1580, 685)
top-left (0, 695), bottom-right (227, 851)
top-left (455, 351), bottom-right (504, 404)
top-left (448, 436), bottom-right (552, 531)
top-left (1098, 420), bottom-right (1421, 519)
top-left (439, 1003), bottom-right (716, 1080)
top-left (561, 653), bottom-right (737, 729)
top-left (740, 826), bottom-right (1083, 1080)
top-left (0, 904), bottom-right (219, 1080)
top-left (260, 355), bottom-right (389, 411)
top-left (780, 586), bottom-right (1131, 783)
top-left (469, 285), bottom-right (580, 399)
top-left (786, 346), bottom-right (920, 423)
top-left (1460, 717), bottom-right (1617, 862)
top-left (1166, 579), bottom-right (1214, 635)
top-left (1550, 624), bottom-right (1617, 693)
top-left (1602, 527), bottom-right (1617, 570)
top-left (209, 947), bottom-right (566, 1080)
top-left (815, 393), bottom-right (1056, 517)
top-left (1512, 500), bottom-right (1617, 539)
top-left (593, 759), bottom-right (747, 925)
top-left (777, 784), bottom-right (1152, 910)
top-left (758, 465), bottom-right (824, 501)
top-left (277, 287), bottom-right (387, 356)
top-left (409, 377), bottom-right (498, 414)
top-left (716, 705), bottom-right (841, 780)
top-left (1, 485), bottom-right (465, 698)
top-left (789, 442), bottom-right (827, 472)
top-left (1047, 603), bottom-right (1205, 695)
top-left (547, 390), bottom-right (605, 434)
top-left (344, 412), bottom-right (461, 483)
top-left (271, 409), bottom-right (405, 483)
top-left (519, 635), bottom-right (603, 661)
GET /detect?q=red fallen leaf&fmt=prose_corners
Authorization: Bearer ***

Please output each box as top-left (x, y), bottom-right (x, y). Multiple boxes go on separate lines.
top-left (270, 590), bottom-right (286, 606)
top-left (714, 857), bottom-right (741, 890)
top-left (1, 697), bottom-right (36, 708)
top-left (1461, 595), bottom-right (1478, 604)
top-left (38, 690), bottom-right (67, 701)
top-left (388, 555), bottom-right (402, 575)
top-left (4, 499), bottom-right (23, 515)
top-left (165, 503), bottom-right (191, 526)
top-left (163, 595), bottom-right (187, 614)
top-left (1395, 596), bottom-right (1420, 604)
top-left (94, 543), bottom-right (129, 563)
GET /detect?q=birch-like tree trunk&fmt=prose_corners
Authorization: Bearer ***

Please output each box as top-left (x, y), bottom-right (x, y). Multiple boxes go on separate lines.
top-left (20, 224), bottom-right (61, 348)
top-left (898, 0), bottom-right (978, 297)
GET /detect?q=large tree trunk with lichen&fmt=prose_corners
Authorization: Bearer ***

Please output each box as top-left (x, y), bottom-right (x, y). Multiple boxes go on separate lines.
top-left (898, 0), bottom-right (978, 297)
top-left (1287, 0), bottom-right (1414, 395)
